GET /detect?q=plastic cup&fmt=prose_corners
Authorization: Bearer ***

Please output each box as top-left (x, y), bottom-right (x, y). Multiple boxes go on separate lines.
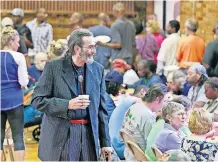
top-left (79, 95), bottom-right (89, 100)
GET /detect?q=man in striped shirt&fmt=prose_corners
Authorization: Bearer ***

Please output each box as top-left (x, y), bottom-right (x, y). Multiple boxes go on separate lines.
top-left (26, 8), bottom-right (53, 54)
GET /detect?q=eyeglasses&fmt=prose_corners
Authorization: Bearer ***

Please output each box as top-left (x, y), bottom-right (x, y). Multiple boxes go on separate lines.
top-left (174, 112), bottom-right (186, 117)
top-left (80, 44), bottom-right (98, 50)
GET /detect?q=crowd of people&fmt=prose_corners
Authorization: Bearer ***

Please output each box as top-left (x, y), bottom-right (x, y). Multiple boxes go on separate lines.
top-left (1, 2), bottom-right (218, 161)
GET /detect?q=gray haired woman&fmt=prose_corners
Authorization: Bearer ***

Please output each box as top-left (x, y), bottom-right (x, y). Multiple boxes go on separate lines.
top-left (155, 101), bottom-right (186, 153)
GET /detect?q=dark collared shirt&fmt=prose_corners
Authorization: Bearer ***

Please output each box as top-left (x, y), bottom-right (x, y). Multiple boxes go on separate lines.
top-left (70, 65), bottom-right (89, 120)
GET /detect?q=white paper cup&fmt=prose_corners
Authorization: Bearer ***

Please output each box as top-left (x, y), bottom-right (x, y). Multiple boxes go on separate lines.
top-left (79, 95), bottom-right (89, 100)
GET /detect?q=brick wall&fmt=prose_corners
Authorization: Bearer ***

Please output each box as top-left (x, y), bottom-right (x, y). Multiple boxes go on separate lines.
top-left (180, 1), bottom-right (218, 44)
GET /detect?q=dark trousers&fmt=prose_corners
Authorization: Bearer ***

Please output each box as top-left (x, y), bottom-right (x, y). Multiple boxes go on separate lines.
top-left (1, 105), bottom-right (25, 151)
top-left (60, 124), bottom-right (97, 161)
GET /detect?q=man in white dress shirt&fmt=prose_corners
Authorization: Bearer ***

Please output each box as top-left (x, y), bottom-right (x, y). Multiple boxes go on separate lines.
top-left (157, 20), bottom-right (180, 77)
top-left (26, 8), bottom-right (53, 54)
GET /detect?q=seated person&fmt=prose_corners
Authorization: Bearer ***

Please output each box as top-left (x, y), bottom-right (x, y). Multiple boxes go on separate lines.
top-left (169, 70), bottom-right (191, 96)
top-left (122, 85), bottom-right (166, 160)
top-left (181, 108), bottom-right (218, 161)
top-left (127, 60), bottom-right (163, 88)
top-left (109, 85), bottom-right (147, 160)
top-left (155, 102), bottom-right (186, 153)
top-left (105, 70), bottom-right (123, 119)
top-left (145, 93), bottom-right (191, 160)
top-left (204, 77), bottom-right (218, 121)
top-left (187, 63), bottom-right (208, 107)
top-left (165, 93), bottom-right (192, 136)
top-left (112, 59), bottom-right (139, 84)
top-left (27, 52), bottom-right (48, 87)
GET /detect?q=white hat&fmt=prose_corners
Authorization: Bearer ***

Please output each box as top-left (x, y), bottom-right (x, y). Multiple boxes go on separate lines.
top-left (123, 69), bottom-right (140, 85)
top-left (12, 8), bottom-right (24, 17)
top-left (1, 17), bottom-right (13, 27)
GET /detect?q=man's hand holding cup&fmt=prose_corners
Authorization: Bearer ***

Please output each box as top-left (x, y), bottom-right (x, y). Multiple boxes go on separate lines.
top-left (68, 95), bottom-right (90, 110)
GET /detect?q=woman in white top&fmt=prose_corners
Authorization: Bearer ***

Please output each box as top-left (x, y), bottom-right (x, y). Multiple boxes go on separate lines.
top-left (1, 26), bottom-right (29, 161)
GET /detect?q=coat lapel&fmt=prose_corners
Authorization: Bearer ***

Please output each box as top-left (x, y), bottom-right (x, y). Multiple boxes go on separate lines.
top-left (62, 56), bottom-right (77, 95)
top-left (86, 64), bottom-right (96, 95)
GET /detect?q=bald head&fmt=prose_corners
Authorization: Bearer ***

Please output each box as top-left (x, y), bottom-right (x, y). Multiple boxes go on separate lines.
top-left (70, 12), bottom-right (84, 26)
top-left (34, 52), bottom-right (48, 71)
top-left (98, 13), bottom-right (110, 26)
top-left (185, 18), bottom-right (199, 32)
top-left (112, 2), bottom-right (125, 17)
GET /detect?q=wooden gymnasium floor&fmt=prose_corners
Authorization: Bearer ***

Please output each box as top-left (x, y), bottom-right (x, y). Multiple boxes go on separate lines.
top-left (3, 126), bottom-right (40, 161)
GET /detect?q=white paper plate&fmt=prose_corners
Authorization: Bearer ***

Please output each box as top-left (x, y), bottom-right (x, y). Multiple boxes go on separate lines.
top-left (183, 62), bottom-right (199, 66)
top-left (94, 35), bottom-right (111, 43)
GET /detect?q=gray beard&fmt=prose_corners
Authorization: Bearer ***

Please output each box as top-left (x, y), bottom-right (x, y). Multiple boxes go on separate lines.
top-left (79, 52), bottom-right (94, 64)
top-left (86, 57), bottom-right (94, 64)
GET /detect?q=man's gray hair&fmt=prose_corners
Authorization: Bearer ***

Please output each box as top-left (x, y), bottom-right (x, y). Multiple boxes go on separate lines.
top-left (137, 60), bottom-right (156, 73)
top-left (162, 101), bottom-right (185, 119)
top-left (112, 2), bottom-right (125, 13)
top-left (185, 18), bottom-right (199, 32)
top-left (172, 70), bottom-right (186, 89)
top-left (67, 29), bottom-right (93, 55)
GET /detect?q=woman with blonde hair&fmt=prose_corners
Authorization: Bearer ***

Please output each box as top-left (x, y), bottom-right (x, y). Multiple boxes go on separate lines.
top-left (47, 39), bottom-right (68, 59)
top-left (181, 108), bottom-right (218, 161)
top-left (0, 26), bottom-right (29, 161)
top-left (146, 20), bottom-right (165, 63)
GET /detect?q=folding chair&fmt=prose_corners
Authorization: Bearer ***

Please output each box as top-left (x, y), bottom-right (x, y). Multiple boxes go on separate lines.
top-left (126, 140), bottom-right (149, 161)
top-left (151, 146), bottom-right (163, 160)
top-left (120, 129), bottom-right (135, 144)
top-left (3, 126), bottom-right (14, 161)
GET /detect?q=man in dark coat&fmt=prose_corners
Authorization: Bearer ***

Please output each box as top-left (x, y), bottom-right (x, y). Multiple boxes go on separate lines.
top-left (31, 29), bottom-right (112, 161)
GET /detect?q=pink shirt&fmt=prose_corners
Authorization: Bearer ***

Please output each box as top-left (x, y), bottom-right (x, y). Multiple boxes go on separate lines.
top-left (153, 33), bottom-right (165, 63)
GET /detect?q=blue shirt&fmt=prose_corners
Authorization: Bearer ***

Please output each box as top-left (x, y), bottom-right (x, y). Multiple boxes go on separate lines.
top-left (155, 123), bottom-right (183, 153)
top-left (1, 50), bottom-right (29, 110)
top-left (105, 93), bottom-right (115, 120)
top-left (27, 65), bottom-right (42, 87)
top-left (183, 82), bottom-right (192, 96)
top-left (68, 65), bottom-right (89, 120)
top-left (129, 74), bottom-right (163, 88)
top-left (88, 25), bottom-right (112, 69)
top-left (109, 96), bottom-right (135, 159)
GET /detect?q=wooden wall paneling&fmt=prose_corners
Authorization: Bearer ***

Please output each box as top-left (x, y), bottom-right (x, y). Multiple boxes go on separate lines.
top-left (84, 1), bottom-right (87, 12)
top-left (76, 1), bottom-right (79, 12)
top-left (94, 1), bottom-right (97, 13)
top-left (102, 1), bottom-right (105, 13)
top-left (88, 1), bottom-right (91, 13)
top-left (9, 1), bottom-right (12, 10)
top-left (108, 1), bottom-right (110, 13)
top-left (90, 0), bottom-right (92, 13)
top-left (2, 1), bottom-right (6, 11)
top-left (67, 1), bottom-right (70, 13)
top-left (17, 1), bottom-right (20, 8)
top-left (10, 1), bottom-right (14, 10)
top-left (71, 1), bottom-right (75, 12)
top-left (1, 1), bottom-right (136, 40)
top-left (27, 0), bottom-right (30, 11)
